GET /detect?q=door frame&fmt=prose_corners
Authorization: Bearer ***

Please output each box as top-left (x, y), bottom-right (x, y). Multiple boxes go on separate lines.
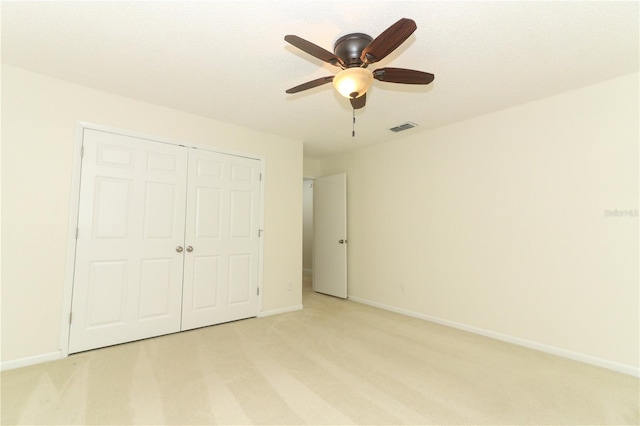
top-left (302, 176), bottom-right (315, 283)
top-left (59, 121), bottom-right (265, 357)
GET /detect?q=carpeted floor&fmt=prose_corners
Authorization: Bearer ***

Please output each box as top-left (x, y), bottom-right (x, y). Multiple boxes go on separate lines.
top-left (2, 276), bottom-right (639, 425)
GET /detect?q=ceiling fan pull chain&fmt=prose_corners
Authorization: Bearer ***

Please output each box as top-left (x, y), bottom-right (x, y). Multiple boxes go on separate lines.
top-left (352, 107), bottom-right (356, 137)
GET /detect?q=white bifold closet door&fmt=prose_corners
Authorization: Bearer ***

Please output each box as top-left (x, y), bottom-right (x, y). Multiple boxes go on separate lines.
top-left (69, 129), bottom-right (260, 354)
top-left (181, 148), bottom-right (260, 331)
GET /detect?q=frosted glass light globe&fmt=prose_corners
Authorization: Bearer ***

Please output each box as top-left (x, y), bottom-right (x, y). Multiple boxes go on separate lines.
top-left (332, 67), bottom-right (373, 99)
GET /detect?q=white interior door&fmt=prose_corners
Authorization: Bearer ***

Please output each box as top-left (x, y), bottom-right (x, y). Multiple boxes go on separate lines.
top-left (69, 129), bottom-right (188, 353)
top-left (313, 173), bottom-right (347, 298)
top-left (181, 149), bottom-right (261, 330)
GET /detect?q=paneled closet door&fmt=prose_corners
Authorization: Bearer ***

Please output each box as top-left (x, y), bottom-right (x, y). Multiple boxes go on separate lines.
top-left (69, 130), bottom-right (188, 354)
top-left (181, 149), bottom-right (261, 330)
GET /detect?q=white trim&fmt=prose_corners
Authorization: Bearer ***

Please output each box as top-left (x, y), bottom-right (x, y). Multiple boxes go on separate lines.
top-left (59, 123), bottom-right (86, 358)
top-left (1, 351), bottom-right (62, 372)
top-left (348, 295), bottom-right (639, 378)
top-left (258, 304), bottom-right (303, 318)
top-left (302, 177), bottom-right (314, 281)
top-left (75, 121), bottom-right (263, 161)
top-left (257, 155), bottom-right (266, 319)
top-left (61, 121), bottom-right (266, 358)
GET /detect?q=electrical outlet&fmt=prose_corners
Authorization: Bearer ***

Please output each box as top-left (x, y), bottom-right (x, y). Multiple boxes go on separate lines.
top-left (287, 282), bottom-right (292, 291)
top-left (400, 283), bottom-right (405, 293)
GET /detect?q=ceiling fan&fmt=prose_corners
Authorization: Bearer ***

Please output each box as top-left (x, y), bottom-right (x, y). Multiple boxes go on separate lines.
top-left (285, 18), bottom-right (435, 110)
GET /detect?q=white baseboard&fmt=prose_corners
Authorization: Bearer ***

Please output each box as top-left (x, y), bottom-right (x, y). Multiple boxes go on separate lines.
top-left (348, 295), bottom-right (639, 378)
top-left (6, 300), bottom-right (637, 378)
top-left (2, 306), bottom-right (304, 370)
top-left (1, 351), bottom-right (62, 372)
top-left (258, 304), bottom-right (303, 318)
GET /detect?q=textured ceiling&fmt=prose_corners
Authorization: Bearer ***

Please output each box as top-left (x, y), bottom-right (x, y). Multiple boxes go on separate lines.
top-left (2, 1), bottom-right (638, 158)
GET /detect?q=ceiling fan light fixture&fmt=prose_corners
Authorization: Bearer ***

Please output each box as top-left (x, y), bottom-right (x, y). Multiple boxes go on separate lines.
top-left (332, 67), bottom-right (373, 99)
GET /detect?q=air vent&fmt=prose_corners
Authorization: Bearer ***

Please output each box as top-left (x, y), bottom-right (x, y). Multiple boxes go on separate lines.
top-left (389, 122), bottom-right (418, 132)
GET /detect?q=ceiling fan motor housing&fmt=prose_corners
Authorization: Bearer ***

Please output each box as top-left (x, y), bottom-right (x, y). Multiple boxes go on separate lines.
top-left (334, 33), bottom-right (373, 67)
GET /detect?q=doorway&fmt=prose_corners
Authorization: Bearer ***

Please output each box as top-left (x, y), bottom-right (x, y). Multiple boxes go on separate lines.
top-left (302, 173), bottom-right (348, 299)
top-left (302, 178), bottom-right (314, 279)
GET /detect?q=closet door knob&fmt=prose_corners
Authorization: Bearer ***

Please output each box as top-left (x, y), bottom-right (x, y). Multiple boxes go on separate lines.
top-left (176, 246), bottom-right (184, 253)
top-left (186, 246), bottom-right (193, 252)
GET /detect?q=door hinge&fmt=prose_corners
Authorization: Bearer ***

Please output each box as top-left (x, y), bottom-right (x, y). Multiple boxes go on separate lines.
top-left (80, 146), bottom-right (84, 158)
top-left (69, 312), bottom-right (73, 324)
top-left (257, 287), bottom-right (260, 296)
top-left (258, 229), bottom-right (263, 237)
top-left (259, 173), bottom-right (262, 181)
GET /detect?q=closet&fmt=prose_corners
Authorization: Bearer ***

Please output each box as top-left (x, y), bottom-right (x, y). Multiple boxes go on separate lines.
top-left (68, 129), bottom-right (261, 353)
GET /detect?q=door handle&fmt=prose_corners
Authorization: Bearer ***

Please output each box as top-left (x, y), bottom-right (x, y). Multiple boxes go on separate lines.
top-left (338, 239), bottom-right (347, 244)
top-left (186, 246), bottom-right (193, 252)
top-left (176, 246), bottom-right (184, 253)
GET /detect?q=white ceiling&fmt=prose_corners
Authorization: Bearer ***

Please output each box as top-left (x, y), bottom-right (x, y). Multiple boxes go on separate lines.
top-left (2, 1), bottom-right (638, 158)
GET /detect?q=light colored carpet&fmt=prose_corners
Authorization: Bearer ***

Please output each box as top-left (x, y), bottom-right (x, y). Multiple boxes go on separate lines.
top-left (2, 276), bottom-right (639, 425)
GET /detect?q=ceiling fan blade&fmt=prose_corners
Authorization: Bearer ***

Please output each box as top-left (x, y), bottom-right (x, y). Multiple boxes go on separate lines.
top-left (361, 18), bottom-right (417, 65)
top-left (350, 93), bottom-right (366, 110)
top-left (285, 76), bottom-right (335, 94)
top-left (373, 68), bottom-right (435, 84)
top-left (285, 35), bottom-right (345, 67)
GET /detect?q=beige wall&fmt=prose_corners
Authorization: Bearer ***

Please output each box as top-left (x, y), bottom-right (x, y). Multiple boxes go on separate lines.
top-left (303, 157), bottom-right (324, 178)
top-left (320, 73), bottom-right (639, 373)
top-left (1, 65), bottom-right (303, 365)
